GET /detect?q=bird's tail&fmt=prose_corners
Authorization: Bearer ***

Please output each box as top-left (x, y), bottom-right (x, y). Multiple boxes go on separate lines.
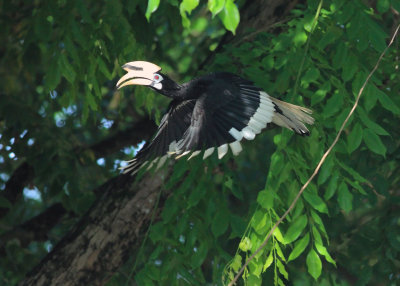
top-left (270, 97), bottom-right (315, 135)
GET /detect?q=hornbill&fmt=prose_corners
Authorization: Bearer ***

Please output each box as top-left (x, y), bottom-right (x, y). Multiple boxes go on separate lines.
top-left (116, 61), bottom-right (314, 175)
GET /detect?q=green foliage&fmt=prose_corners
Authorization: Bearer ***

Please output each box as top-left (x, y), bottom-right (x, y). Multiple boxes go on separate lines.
top-left (145, 0), bottom-right (240, 33)
top-left (1, 0), bottom-right (400, 285)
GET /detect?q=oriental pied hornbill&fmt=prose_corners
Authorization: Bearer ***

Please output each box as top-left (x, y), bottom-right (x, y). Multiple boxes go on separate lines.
top-left (117, 61), bottom-right (314, 175)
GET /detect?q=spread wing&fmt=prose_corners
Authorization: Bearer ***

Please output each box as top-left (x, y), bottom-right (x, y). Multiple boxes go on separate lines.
top-left (174, 74), bottom-right (276, 160)
top-left (121, 99), bottom-right (195, 174)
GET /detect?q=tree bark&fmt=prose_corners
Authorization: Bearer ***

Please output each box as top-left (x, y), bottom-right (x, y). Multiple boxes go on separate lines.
top-left (19, 166), bottom-right (173, 286)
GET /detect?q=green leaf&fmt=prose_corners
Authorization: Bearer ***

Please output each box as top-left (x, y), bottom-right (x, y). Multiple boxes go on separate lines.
top-left (347, 123), bottom-right (363, 153)
top-left (247, 274), bottom-right (262, 286)
top-left (239, 237), bottom-right (252, 252)
top-left (276, 259), bottom-right (288, 280)
top-left (332, 42), bottom-right (347, 69)
top-left (310, 211), bottom-right (328, 240)
top-left (317, 153), bottom-right (335, 185)
top-left (315, 242), bottom-right (336, 266)
top-left (284, 215), bottom-right (308, 244)
top-left (376, 89), bottom-right (400, 115)
top-left (59, 54), bottom-right (76, 84)
top-left (345, 178), bottom-right (367, 195)
top-left (377, 0), bottom-right (390, 12)
top-left (322, 93), bottom-right (343, 118)
top-left (257, 190), bottom-right (274, 209)
top-left (98, 58), bottom-right (112, 80)
top-left (275, 242), bottom-right (286, 262)
top-left (263, 251), bottom-right (274, 271)
top-left (273, 227), bottom-right (286, 245)
top-left (337, 161), bottom-right (369, 184)
top-left (85, 91), bottom-right (98, 111)
top-left (145, 0), bottom-right (160, 21)
top-left (368, 17), bottom-right (388, 52)
top-left (306, 249), bottom-right (322, 280)
top-left (357, 108), bottom-right (389, 136)
top-left (312, 226), bottom-right (323, 244)
top-left (301, 67), bottom-right (320, 87)
top-left (218, 0), bottom-right (240, 34)
top-left (303, 187), bottom-right (329, 214)
top-left (337, 181), bottom-right (353, 213)
top-left (249, 258), bottom-right (263, 278)
top-left (341, 51), bottom-right (358, 81)
top-left (191, 242), bottom-right (208, 268)
top-left (251, 210), bottom-right (267, 235)
top-left (363, 129), bottom-right (387, 157)
top-left (180, 0), bottom-right (200, 27)
top-left (208, 0), bottom-right (225, 16)
top-left (288, 233), bottom-right (310, 262)
top-left (211, 209), bottom-right (230, 237)
top-left (45, 56), bottom-right (61, 91)
top-left (324, 170), bottom-right (339, 200)
top-left (231, 254), bottom-right (242, 272)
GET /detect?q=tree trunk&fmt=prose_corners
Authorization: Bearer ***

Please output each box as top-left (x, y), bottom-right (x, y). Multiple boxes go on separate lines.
top-left (20, 167), bottom-right (173, 286)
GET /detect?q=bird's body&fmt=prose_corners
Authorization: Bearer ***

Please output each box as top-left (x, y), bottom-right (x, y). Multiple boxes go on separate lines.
top-left (116, 61), bottom-right (314, 174)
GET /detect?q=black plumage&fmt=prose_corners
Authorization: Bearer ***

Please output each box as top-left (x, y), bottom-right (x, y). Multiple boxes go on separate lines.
top-left (116, 61), bottom-right (314, 174)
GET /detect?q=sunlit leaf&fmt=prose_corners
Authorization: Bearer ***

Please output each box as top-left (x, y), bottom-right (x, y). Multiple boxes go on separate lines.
top-left (145, 0), bottom-right (160, 21)
top-left (303, 187), bottom-right (329, 214)
top-left (284, 215), bottom-right (308, 244)
top-left (239, 237), bottom-right (252, 252)
top-left (257, 190), bottom-right (274, 209)
top-left (288, 233), bottom-right (310, 262)
top-left (263, 251), bottom-right (274, 271)
top-left (315, 242), bottom-right (336, 266)
top-left (180, 0), bottom-right (200, 27)
top-left (231, 254), bottom-right (242, 272)
top-left (218, 0), bottom-right (240, 34)
top-left (275, 242), bottom-right (286, 262)
top-left (208, 0), bottom-right (225, 16)
top-left (306, 249), bottom-right (322, 280)
top-left (276, 259), bottom-right (288, 280)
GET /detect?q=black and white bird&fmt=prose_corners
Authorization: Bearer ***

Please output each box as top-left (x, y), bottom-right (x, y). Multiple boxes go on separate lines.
top-left (117, 61), bottom-right (314, 174)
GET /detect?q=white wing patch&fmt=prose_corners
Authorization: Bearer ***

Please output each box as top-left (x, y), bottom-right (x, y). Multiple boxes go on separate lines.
top-left (172, 92), bottom-right (276, 162)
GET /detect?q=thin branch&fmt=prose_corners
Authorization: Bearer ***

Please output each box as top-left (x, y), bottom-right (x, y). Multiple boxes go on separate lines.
top-left (229, 24), bottom-right (400, 286)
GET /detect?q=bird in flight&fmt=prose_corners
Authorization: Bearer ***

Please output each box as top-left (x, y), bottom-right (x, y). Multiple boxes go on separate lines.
top-left (116, 61), bottom-right (314, 175)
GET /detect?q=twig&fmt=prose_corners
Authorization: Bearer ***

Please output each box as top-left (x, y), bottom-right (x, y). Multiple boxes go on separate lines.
top-left (228, 23), bottom-right (400, 286)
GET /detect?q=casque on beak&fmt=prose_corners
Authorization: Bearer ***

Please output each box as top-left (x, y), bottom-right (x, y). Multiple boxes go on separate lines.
top-left (116, 61), bottom-right (162, 89)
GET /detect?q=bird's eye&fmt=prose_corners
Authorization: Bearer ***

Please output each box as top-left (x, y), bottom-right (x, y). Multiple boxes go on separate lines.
top-left (153, 73), bottom-right (163, 83)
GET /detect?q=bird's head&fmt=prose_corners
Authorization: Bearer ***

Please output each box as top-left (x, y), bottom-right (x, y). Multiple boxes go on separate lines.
top-left (116, 61), bottom-right (164, 90)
